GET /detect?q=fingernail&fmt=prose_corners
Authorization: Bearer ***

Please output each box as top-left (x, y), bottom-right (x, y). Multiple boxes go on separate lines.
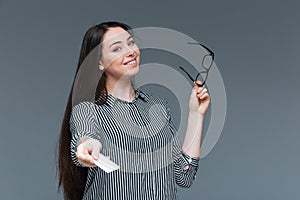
top-left (93, 155), bottom-right (98, 160)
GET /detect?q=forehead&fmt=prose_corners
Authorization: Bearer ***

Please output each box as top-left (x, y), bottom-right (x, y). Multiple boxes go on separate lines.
top-left (102, 27), bottom-right (131, 46)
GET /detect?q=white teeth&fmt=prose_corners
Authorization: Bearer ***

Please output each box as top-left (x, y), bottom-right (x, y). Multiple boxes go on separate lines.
top-left (126, 60), bottom-right (136, 65)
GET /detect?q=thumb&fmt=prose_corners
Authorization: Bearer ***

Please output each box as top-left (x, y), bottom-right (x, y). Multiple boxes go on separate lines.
top-left (194, 80), bottom-right (203, 87)
top-left (91, 141), bottom-right (101, 160)
top-left (193, 81), bottom-right (199, 91)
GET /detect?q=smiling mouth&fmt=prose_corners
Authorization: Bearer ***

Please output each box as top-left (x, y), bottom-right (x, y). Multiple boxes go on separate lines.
top-left (124, 59), bottom-right (137, 66)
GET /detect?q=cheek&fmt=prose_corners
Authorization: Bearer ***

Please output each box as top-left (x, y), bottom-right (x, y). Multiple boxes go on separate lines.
top-left (134, 46), bottom-right (140, 55)
top-left (136, 49), bottom-right (141, 56)
top-left (104, 53), bottom-right (124, 66)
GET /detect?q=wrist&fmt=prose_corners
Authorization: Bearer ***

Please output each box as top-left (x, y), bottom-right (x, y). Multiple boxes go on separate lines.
top-left (188, 111), bottom-right (205, 119)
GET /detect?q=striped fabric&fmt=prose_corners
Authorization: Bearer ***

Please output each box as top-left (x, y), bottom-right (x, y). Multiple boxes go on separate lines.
top-left (70, 89), bottom-right (200, 200)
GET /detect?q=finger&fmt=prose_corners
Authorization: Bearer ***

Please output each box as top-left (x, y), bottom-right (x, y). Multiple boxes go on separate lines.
top-left (199, 93), bottom-right (210, 100)
top-left (80, 160), bottom-right (96, 168)
top-left (197, 90), bottom-right (207, 97)
top-left (76, 146), bottom-right (86, 160)
top-left (79, 156), bottom-right (97, 168)
top-left (76, 145), bottom-right (95, 163)
top-left (197, 87), bottom-right (206, 94)
top-left (197, 88), bottom-right (207, 96)
top-left (77, 152), bottom-right (95, 164)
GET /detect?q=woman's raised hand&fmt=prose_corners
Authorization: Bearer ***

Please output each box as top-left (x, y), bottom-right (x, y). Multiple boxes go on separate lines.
top-left (189, 81), bottom-right (211, 115)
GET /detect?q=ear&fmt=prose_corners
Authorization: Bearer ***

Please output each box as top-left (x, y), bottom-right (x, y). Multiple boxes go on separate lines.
top-left (98, 60), bottom-right (105, 71)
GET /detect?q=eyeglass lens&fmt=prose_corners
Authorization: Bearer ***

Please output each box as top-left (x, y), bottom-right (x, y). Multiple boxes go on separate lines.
top-left (202, 54), bottom-right (213, 70)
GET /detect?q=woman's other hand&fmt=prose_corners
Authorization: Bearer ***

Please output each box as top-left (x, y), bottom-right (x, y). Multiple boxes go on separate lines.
top-left (76, 138), bottom-right (103, 167)
top-left (189, 81), bottom-right (210, 115)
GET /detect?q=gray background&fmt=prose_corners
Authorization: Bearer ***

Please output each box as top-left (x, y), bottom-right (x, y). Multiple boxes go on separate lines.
top-left (0, 0), bottom-right (299, 199)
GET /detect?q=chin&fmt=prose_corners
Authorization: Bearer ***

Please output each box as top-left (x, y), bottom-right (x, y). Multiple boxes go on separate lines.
top-left (126, 66), bottom-right (139, 77)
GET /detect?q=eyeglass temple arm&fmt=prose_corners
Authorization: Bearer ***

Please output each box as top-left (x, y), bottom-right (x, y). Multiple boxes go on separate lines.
top-left (188, 42), bottom-right (215, 60)
top-left (179, 66), bottom-right (196, 83)
top-left (180, 66), bottom-right (206, 87)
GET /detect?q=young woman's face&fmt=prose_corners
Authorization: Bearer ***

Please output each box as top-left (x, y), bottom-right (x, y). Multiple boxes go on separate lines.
top-left (99, 27), bottom-right (140, 80)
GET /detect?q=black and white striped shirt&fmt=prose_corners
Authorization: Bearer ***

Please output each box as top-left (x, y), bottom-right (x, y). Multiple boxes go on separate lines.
top-left (70, 89), bottom-right (200, 200)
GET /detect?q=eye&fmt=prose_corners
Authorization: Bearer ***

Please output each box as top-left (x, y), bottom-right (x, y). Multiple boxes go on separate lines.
top-left (113, 47), bottom-right (121, 52)
top-left (128, 40), bottom-right (135, 46)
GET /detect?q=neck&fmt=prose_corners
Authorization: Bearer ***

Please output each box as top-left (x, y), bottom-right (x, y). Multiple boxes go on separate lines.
top-left (106, 77), bottom-right (135, 102)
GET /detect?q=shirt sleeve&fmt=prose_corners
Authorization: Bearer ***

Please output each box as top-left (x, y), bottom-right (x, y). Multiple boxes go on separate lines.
top-left (165, 101), bottom-right (200, 188)
top-left (69, 102), bottom-right (101, 167)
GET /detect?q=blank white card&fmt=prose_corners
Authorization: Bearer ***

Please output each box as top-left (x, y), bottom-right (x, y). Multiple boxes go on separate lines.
top-left (94, 153), bottom-right (120, 173)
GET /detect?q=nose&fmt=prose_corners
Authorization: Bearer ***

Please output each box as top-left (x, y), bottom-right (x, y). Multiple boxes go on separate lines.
top-left (125, 46), bottom-right (136, 57)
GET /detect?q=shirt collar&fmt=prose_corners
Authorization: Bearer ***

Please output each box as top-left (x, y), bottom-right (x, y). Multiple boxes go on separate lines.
top-left (104, 89), bottom-right (149, 107)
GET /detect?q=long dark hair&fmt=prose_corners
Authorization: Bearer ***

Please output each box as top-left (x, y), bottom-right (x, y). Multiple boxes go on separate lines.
top-left (58, 21), bottom-right (132, 200)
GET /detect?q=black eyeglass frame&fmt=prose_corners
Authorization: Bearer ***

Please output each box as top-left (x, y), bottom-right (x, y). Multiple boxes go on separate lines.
top-left (179, 42), bottom-right (215, 87)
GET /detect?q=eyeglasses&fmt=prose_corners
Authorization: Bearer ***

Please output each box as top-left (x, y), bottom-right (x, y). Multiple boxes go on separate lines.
top-left (179, 42), bottom-right (215, 87)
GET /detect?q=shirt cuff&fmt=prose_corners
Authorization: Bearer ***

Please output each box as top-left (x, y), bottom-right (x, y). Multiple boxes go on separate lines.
top-left (181, 151), bottom-right (200, 168)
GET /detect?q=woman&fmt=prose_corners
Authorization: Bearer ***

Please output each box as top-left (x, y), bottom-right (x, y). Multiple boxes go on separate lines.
top-left (58, 21), bottom-right (210, 200)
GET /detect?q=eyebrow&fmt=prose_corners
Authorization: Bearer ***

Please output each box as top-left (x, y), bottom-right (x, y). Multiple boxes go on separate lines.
top-left (109, 36), bottom-right (133, 48)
